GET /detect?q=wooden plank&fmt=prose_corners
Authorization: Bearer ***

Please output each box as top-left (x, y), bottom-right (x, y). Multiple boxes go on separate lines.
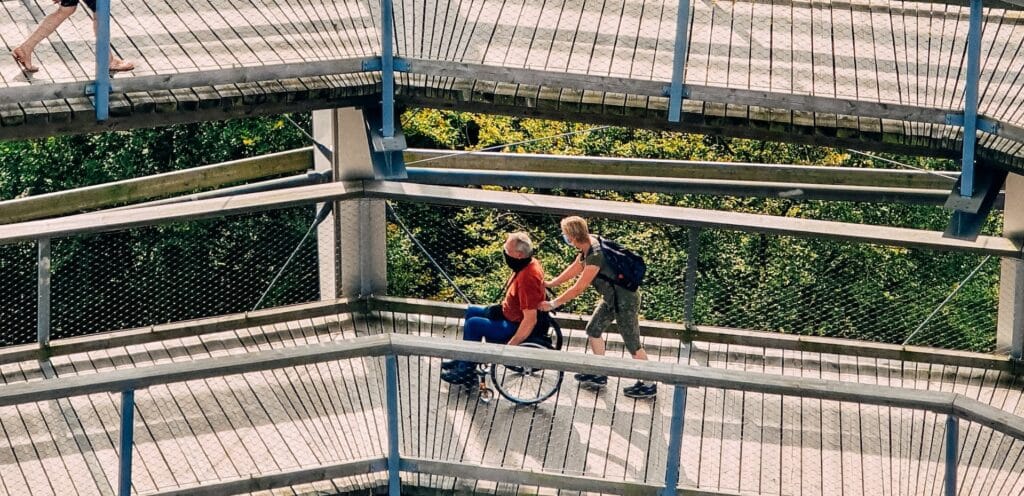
top-left (0, 372), bottom-right (34, 496)
top-left (364, 182), bottom-right (1023, 257)
top-left (403, 148), bottom-right (962, 189)
top-left (150, 457), bottom-right (387, 496)
top-left (7, 362), bottom-right (81, 496)
top-left (0, 179), bottom-right (361, 245)
top-left (90, 347), bottom-right (175, 493)
top-left (402, 456), bottom-right (663, 495)
top-left (404, 57), bottom-right (956, 124)
top-left (836, 354), bottom-right (867, 496)
top-left (0, 147), bottom-right (312, 224)
top-left (133, 341), bottom-right (226, 486)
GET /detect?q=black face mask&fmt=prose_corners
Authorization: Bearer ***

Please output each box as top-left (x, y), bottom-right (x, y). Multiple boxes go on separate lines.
top-left (504, 251), bottom-right (532, 272)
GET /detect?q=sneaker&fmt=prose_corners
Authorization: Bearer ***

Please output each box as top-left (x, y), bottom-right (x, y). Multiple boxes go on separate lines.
top-left (440, 363), bottom-right (478, 386)
top-left (623, 381), bottom-right (657, 399)
top-left (574, 373), bottom-right (607, 388)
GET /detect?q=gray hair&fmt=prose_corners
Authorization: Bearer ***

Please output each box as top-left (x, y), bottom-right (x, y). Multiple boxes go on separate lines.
top-left (506, 232), bottom-right (534, 257)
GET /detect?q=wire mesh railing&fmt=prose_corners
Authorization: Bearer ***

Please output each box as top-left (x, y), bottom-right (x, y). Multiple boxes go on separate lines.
top-left (0, 206), bottom-right (322, 344)
top-left (0, 242), bottom-right (38, 346)
top-left (386, 199), bottom-right (1000, 353)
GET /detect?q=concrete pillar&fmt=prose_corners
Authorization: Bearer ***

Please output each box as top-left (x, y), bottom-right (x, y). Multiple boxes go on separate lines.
top-left (997, 173), bottom-right (1024, 358)
top-left (314, 108), bottom-right (387, 299)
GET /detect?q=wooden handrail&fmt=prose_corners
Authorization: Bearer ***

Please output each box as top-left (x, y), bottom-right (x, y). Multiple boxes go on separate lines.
top-left (1, 333), bottom-right (1022, 440)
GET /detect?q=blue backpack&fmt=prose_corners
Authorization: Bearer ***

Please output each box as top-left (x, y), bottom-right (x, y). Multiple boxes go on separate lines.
top-left (595, 236), bottom-right (646, 292)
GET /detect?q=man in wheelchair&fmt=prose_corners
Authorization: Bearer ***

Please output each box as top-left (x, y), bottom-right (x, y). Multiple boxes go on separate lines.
top-left (441, 232), bottom-right (551, 386)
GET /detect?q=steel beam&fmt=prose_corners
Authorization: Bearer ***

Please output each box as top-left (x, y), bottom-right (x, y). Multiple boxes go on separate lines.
top-left (93, 0), bottom-right (112, 121)
top-left (119, 390), bottom-right (135, 496)
top-left (960, 0), bottom-right (984, 197)
top-left (385, 355), bottom-right (401, 495)
top-left (945, 415), bottom-right (959, 496)
top-left (668, 0), bottom-right (691, 122)
top-left (380, 0), bottom-right (396, 137)
top-left (661, 386), bottom-right (688, 495)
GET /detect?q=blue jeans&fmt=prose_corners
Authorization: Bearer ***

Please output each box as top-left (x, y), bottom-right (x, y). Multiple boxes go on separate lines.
top-left (462, 305), bottom-right (517, 344)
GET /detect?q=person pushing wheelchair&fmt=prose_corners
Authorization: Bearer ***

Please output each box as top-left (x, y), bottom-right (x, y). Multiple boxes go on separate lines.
top-left (441, 232), bottom-right (549, 386)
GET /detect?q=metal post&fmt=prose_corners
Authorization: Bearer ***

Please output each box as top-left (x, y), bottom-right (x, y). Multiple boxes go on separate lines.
top-left (661, 385), bottom-right (688, 496)
top-left (959, 0), bottom-right (983, 197)
top-left (667, 0), bottom-right (692, 123)
top-left (385, 355), bottom-right (401, 495)
top-left (380, 0), bottom-right (396, 137)
top-left (37, 239), bottom-right (51, 347)
top-left (94, 0), bottom-right (112, 121)
top-left (118, 390), bottom-right (135, 496)
top-left (945, 415), bottom-right (958, 496)
top-left (683, 228), bottom-right (700, 325)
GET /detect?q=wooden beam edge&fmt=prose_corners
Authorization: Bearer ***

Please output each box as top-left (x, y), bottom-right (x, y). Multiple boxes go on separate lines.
top-left (365, 182), bottom-right (1022, 257)
top-left (370, 296), bottom-right (1016, 372)
top-left (0, 298), bottom-right (359, 365)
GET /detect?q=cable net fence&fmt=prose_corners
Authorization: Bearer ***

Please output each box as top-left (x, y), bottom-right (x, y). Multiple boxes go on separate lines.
top-left (386, 199), bottom-right (998, 353)
top-left (0, 206), bottom-right (321, 345)
top-left (0, 242), bottom-right (38, 346)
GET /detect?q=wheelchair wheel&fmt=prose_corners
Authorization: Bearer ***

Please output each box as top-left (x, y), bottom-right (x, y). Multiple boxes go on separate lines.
top-left (550, 318), bottom-right (563, 350)
top-left (491, 342), bottom-right (564, 405)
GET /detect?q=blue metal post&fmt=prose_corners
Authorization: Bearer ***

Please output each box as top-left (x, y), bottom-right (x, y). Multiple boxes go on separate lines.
top-left (385, 355), bottom-right (401, 495)
top-left (118, 390), bottom-right (135, 496)
top-left (945, 415), bottom-right (958, 496)
top-left (94, 0), bottom-right (112, 121)
top-left (380, 0), bottom-right (396, 137)
top-left (661, 385), bottom-right (688, 496)
top-left (667, 0), bottom-right (692, 123)
top-left (959, 0), bottom-right (983, 197)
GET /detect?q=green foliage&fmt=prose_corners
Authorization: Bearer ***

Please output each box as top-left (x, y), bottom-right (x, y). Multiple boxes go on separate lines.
top-left (0, 109), bottom-right (1001, 353)
top-left (392, 109), bottom-right (1001, 352)
top-left (0, 115), bottom-right (309, 201)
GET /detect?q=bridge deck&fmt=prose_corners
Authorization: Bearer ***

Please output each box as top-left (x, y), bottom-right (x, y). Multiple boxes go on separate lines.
top-left (1, 1), bottom-right (1022, 171)
top-left (1, 308), bottom-right (1023, 495)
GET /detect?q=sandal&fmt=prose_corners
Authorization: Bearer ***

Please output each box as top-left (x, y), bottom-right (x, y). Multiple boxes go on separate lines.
top-left (108, 60), bottom-right (134, 73)
top-left (12, 48), bottom-right (39, 74)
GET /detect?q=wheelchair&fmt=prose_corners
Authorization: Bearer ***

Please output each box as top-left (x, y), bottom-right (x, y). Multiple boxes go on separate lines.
top-left (483, 315), bottom-right (565, 405)
top-left (461, 314), bottom-right (565, 406)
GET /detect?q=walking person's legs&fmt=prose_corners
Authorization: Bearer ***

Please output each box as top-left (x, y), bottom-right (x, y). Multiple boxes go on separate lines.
top-left (91, 15), bottom-right (134, 71)
top-left (618, 294), bottom-right (656, 398)
top-left (12, 5), bottom-right (77, 73)
top-left (12, 0), bottom-right (133, 74)
top-left (576, 299), bottom-right (615, 387)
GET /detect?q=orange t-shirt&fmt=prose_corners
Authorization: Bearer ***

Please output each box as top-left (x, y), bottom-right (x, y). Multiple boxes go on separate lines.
top-left (501, 258), bottom-right (546, 322)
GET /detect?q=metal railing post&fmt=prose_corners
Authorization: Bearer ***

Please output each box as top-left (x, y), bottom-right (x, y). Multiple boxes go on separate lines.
top-left (959, 0), bottom-right (983, 197)
top-left (93, 0), bottom-right (112, 121)
top-left (385, 355), bottom-right (401, 495)
top-left (37, 238), bottom-right (51, 347)
top-left (661, 385), bottom-right (688, 496)
top-left (380, 0), bottom-right (396, 137)
top-left (119, 390), bottom-right (135, 496)
top-left (667, 0), bottom-right (691, 122)
top-left (945, 415), bottom-right (958, 496)
top-left (683, 228), bottom-right (700, 326)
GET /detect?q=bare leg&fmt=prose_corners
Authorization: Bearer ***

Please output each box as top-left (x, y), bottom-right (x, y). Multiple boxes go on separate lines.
top-left (91, 17), bottom-right (133, 70)
top-left (588, 337), bottom-right (606, 356)
top-left (14, 6), bottom-right (77, 70)
top-left (631, 348), bottom-right (649, 360)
